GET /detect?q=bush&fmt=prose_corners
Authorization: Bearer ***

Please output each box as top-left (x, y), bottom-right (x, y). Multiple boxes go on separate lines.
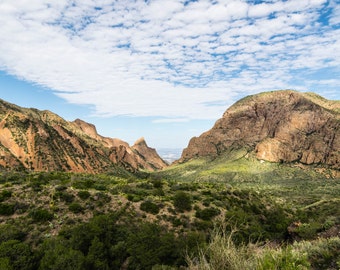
top-left (152, 179), bottom-right (163, 189)
top-left (0, 225), bottom-right (26, 243)
top-left (72, 179), bottom-right (95, 190)
top-left (140, 201), bottom-right (160, 215)
top-left (257, 247), bottom-right (310, 270)
top-left (39, 238), bottom-right (85, 270)
top-left (195, 207), bottom-right (221, 221)
top-left (295, 222), bottom-right (322, 240)
top-left (301, 237), bottom-right (340, 269)
top-left (0, 240), bottom-right (36, 270)
top-left (56, 191), bottom-right (75, 203)
top-left (77, 191), bottom-right (90, 200)
top-left (0, 203), bottom-right (15, 216)
top-left (173, 191), bottom-right (192, 212)
top-left (127, 223), bottom-right (180, 269)
top-left (29, 208), bottom-right (54, 222)
top-left (68, 203), bottom-right (84, 214)
top-left (0, 190), bottom-right (12, 202)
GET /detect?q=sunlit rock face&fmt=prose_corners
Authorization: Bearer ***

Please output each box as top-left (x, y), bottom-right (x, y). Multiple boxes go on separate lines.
top-left (179, 90), bottom-right (340, 170)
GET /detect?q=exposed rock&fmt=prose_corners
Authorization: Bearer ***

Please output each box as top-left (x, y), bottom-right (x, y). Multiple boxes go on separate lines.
top-left (132, 137), bottom-right (168, 170)
top-left (0, 99), bottom-right (167, 173)
top-left (179, 90), bottom-right (340, 170)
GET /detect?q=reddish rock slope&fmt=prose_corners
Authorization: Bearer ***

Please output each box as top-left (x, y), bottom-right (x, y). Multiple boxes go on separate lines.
top-left (0, 99), bottom-right (167, 172)
top-left (179, 90), bottom-right (340, 170)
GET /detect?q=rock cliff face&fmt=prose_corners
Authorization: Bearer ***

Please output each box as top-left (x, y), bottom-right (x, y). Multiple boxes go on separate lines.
top-left (0, 99), bottom-right (167, 172)
top-left (132, 137), bottom-right (169, 170)
top-left (180, 90), bottom-right (340, 170)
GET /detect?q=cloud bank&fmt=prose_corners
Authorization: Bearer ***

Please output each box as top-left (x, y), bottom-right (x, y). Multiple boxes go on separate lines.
top-left (0, 0), bottom-right (339, 120)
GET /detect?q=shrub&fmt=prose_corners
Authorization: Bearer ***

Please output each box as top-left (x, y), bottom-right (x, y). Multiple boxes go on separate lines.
top-left (72, 179), bottom-right (95, 190)
top-left (0, 203), bottom-right (15, 216)
top-left (195, 207), bottom-right (221, 221)
top-left (0, 190), bottom-right (12, 202)
top-left (93, 184), bottom-right (106, 191)
top-left (29, 208), bottom-right (54, 222)
top-left (0, 240), bottom-right (36, 270)
top-left (39, 238), bottom-right (85, 270)
top-left (152, 179), bottom-right (163, 189)
top-left (68, 203), bottom-right (84, 214)
top-left (173, 191), bottom-right (192, 212)
top-left (295, 222), bottom-right (321, 240)
top-left (0, 224), bottom-right (26, 243)
top-left (55, 185), bottom-right (67, 192)
top-left (257, 246), bottom-right (310, 270)
top-left (127, 223), bottom-right (180, 269)
top-left (300, 237), bottom-right (340, 269)
top-left (77, 191), bottom-right (90, 200)
top-left (56, 191), bottom-right (74, 203)
top-left (140, 201), bottom-right (160, 215)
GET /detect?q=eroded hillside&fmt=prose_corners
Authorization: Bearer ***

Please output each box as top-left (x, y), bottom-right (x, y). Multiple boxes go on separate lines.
top-left (0, 99), bottom-right (167, 172)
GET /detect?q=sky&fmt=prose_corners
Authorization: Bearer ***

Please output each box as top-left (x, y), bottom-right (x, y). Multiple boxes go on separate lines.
top-left (0, 0), bottom-right (339, 151)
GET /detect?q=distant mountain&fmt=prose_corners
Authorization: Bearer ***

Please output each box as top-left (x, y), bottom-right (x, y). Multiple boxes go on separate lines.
top-left (179, 90), bottom-right (340, 170)
top-left (0, 99), bottom-right (167, 172)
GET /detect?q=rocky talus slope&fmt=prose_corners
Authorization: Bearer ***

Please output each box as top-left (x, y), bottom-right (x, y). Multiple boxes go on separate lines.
top-left (0, 99), bottom-right (167, 172)
top-left (179, 90), bottom-right (340, 170)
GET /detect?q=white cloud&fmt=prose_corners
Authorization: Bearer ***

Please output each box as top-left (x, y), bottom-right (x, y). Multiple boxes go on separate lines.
top-left (0, 0), bottom-right (339, 123)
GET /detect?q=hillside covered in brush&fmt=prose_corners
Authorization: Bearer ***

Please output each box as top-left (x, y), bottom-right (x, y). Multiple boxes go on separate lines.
top-left (0, 99), bottom-right (167, 173)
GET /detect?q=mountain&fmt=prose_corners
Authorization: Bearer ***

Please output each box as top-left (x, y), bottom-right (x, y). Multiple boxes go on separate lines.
top-left (0, 99), bottom-right (167, 172)
top-left (179, 90), bottom-right (340, 170)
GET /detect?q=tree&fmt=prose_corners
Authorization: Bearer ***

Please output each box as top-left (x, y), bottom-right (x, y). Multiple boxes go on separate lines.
top-left (86, 237), bottom-right (109, 270)
top-left (127, 223), bottom-right (180, 269)
top-left (38, 238), bottom-right (85, 270)
top-left (173, 191), bottom-right (192, 212)
top-left (0, 240), bottom-right (35, 270)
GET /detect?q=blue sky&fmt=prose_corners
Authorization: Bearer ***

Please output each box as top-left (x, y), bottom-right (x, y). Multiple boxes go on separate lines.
top-left (0, 0), bottom-right (339, 150)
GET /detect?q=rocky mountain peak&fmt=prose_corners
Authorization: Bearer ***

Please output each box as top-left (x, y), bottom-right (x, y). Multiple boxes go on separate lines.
top-left (0, 99), bottom-right (167, 173)
top-left (72, 118), bottom-right (99, 139)
top-left (132, 137), bottom-right (168, 170)
top-left (133, 137), bottom-right (147, 146)
top-left (179, 90), bottom-right (340, 170)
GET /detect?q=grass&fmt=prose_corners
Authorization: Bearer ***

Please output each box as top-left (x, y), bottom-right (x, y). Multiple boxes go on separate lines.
top-left (187, 223), bottom-right (340, 270)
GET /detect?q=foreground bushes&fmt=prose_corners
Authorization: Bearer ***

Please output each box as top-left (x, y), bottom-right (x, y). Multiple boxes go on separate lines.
top-left (0, 171), bottom-right (338, 269)
top-left (38, 212), bottom-right (197, 270)
top-left (0, 211), bottom-right (339, 270)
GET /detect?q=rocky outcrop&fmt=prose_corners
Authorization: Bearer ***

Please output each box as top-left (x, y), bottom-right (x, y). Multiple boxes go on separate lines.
top-left (132, 137), bottom-right (168, 170)
top-left (0, 99), bottom-right (167, 173)
top-left (179, 90), bottom-right (340, 170)
top-left (72, 120), bottom-right (167, 171)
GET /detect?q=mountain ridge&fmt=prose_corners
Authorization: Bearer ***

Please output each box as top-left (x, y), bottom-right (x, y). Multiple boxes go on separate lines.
top-left (0, 98), bottom-right (167, 173)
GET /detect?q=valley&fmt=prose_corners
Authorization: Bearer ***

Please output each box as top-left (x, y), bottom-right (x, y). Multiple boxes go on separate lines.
top-left (0, 90), bottom-right (339, 269)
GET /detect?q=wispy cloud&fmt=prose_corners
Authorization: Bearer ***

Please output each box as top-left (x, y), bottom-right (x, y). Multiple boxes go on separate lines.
top-left (0, 0), bottom-right (339, 121)
top-left (152, 118), bottom-right (190, 124)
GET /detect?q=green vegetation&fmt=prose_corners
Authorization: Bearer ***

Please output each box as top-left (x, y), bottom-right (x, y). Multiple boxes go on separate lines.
top-left (187, 225), bottom-right (340, 270)
top-left (0, 155), bottom-right (339, 269)
top-left (140, 200), bottom-right (160, 214)
top-left (173, 191), bottom-right (192, 212)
